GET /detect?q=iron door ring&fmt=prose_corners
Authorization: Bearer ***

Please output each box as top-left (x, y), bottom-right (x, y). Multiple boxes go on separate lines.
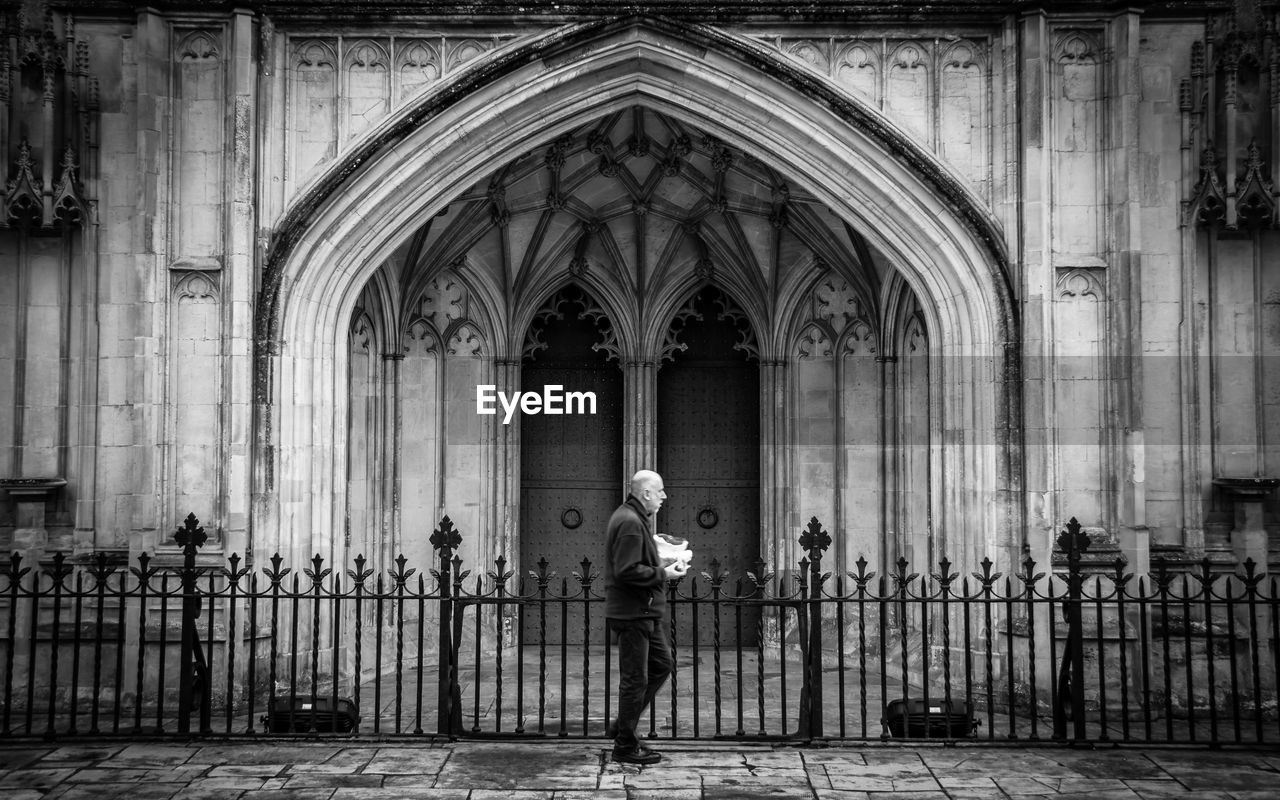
top-left (697, 507), bottom-right (718, 529)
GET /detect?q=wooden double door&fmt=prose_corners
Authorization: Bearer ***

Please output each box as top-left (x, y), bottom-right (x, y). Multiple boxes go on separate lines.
top-left (520, 287), bottom-right (760, 645)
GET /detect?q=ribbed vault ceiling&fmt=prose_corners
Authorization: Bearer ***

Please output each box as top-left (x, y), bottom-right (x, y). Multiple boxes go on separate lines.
top-left (386, 105), bottom-right (894, 332)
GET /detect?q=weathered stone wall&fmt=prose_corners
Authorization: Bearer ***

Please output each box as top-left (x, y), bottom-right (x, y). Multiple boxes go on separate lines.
top-left (2, 3), bottom-right (1277, 581)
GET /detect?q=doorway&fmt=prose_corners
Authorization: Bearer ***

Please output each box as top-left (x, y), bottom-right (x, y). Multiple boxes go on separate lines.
top-left (657, 286), bottom-right (762, 644)
top-left (519, 286), bottom-right (623, 643)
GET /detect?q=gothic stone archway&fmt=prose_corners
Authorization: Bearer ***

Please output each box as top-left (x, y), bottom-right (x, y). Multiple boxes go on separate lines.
top-left (256, 18), bottom-right (1019, 582)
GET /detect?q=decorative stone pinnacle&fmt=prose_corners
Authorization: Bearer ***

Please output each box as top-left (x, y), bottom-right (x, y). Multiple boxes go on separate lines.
top-left (1201, 143), bottom-right (1219, 171)
top-left (1246, 139), bottom-right (1263, 169)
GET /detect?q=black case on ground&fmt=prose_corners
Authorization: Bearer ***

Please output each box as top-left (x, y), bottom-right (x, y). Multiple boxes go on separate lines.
top-left (263, 696), bottom-right (360, 733)
top-left (883, 697), bottom-right (975, 738)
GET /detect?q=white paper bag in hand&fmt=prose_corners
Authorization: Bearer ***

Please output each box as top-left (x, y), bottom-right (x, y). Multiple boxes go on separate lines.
top-left (655, 533), bottom-right (693, 570)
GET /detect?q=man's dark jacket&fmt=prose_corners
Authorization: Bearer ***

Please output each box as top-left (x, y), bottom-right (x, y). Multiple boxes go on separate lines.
top-left (604, 494), bottom-right (667, 620)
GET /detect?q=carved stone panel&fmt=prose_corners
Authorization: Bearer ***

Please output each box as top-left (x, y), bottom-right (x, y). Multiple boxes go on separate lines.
top-left (1052, 30), bottom-right (1104, 261)
top-left (939, 40), bottom-right (990, 202)
top-left (289, 40), bottom-right (337, 190)
top-left (342, 39), bottom-right (390, 141)
top-left (835, 42), bottom-right (879, 104)
top-left (396, 40), bottom-right (441, 103)
top-left (170, 271), bottom-right (223, 532)
top-left (764, 34), bottom-right (993, 202)
top-left (173, 29), bottom-right (224, 266)
top-left (284, 34), bottom-right (520, 195)
top-left (886, 42), bottom-right (931, 145)
top-left (1052, 265), bottom-right (1108, 527)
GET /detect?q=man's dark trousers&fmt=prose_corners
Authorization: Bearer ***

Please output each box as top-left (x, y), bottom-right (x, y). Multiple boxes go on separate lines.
top-left (610, 617), bottom-right (672, 751)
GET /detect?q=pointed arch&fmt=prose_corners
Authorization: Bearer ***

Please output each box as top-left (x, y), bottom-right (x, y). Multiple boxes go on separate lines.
top-left (258, 17), bottom-right (1011, 365)
top-left (358, 264), bottom-right (399, 355)
top-left (402, 257), bottom-right (505, 359)
top-left (254, 16), bottom-right (1021, 567)
top-left (644, 277), bottom-right (766, 366)
top-left (778, 257), bottom-right (881, 365)
top-left (515, 276), bottom-right (632, 364)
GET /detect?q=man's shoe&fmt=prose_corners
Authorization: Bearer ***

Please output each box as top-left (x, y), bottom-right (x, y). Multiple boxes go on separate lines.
top-left (612, 746), bottom-right (661, 765)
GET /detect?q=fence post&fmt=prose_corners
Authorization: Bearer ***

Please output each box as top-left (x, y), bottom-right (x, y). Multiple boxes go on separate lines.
top-left (430, 516), bottom-right (462, 737)
top-left (451, 555), bottom-right (468, 736)
top-left (174, 512), bottom-right (209, 736)
top-left (799, 517), bottom-right (832, 740)
top-left (1053, 517), bottom-right (1089, 741)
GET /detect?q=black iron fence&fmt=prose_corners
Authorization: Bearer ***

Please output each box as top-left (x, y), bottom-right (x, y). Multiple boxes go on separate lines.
top-left (1, 513), bottom-right (1278, 745)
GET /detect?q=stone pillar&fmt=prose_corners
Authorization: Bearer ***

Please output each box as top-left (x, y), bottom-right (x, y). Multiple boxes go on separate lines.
top-left (492, 358), bottom-right (521, 569)
top-left (382, 351), bottom-right (403, 559)
top-left (1016, 8), bottom-right (1055, 562)
top-left (759, 359), bottom-right (788, 571)
top-left (130, 7), bottom-right (171, 548)
top-left (1106, 10), bottom-right (1149, 570)
top-left (878, 355), bottom-right (899, 572)
top-left (623, 360), bottom-right (655, 484)
top-left (223, 8), bottom-right (258, 559)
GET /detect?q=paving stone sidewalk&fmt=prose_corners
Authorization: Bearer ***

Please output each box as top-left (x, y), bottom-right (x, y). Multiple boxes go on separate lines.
top-left (1, 739), bottom-right (1278, 799)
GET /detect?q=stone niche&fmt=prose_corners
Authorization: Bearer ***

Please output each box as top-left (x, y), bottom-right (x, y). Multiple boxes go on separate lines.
top-left (0, 478), bottom-right (66, 554)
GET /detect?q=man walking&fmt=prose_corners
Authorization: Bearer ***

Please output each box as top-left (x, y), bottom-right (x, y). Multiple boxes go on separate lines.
top-left (605, 469), bottom-right (687, 765)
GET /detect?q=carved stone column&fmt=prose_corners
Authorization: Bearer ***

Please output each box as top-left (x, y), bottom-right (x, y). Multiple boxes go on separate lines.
top-left (223, 8), bottom-right (257, 559)
top-left (382, 352), bottom-right (403, 558)
top-left (1106, 10), bottom-right (1148, 568)
top-left (759, 359), bottom-right (788, 572)
top-left (492, 358), bottom-right (522, 567)
top-left (623, 360), bottom-right (656, 485)
top-left (877, 355), bottom-right (899, 573)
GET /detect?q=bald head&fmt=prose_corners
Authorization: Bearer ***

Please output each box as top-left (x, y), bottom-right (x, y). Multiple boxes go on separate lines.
top-left (631, 470), bottom-right (667, 515)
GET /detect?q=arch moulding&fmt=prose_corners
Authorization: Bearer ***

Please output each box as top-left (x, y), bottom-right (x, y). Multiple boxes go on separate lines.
top-left (251, 16), bottom-right (1022, 571)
